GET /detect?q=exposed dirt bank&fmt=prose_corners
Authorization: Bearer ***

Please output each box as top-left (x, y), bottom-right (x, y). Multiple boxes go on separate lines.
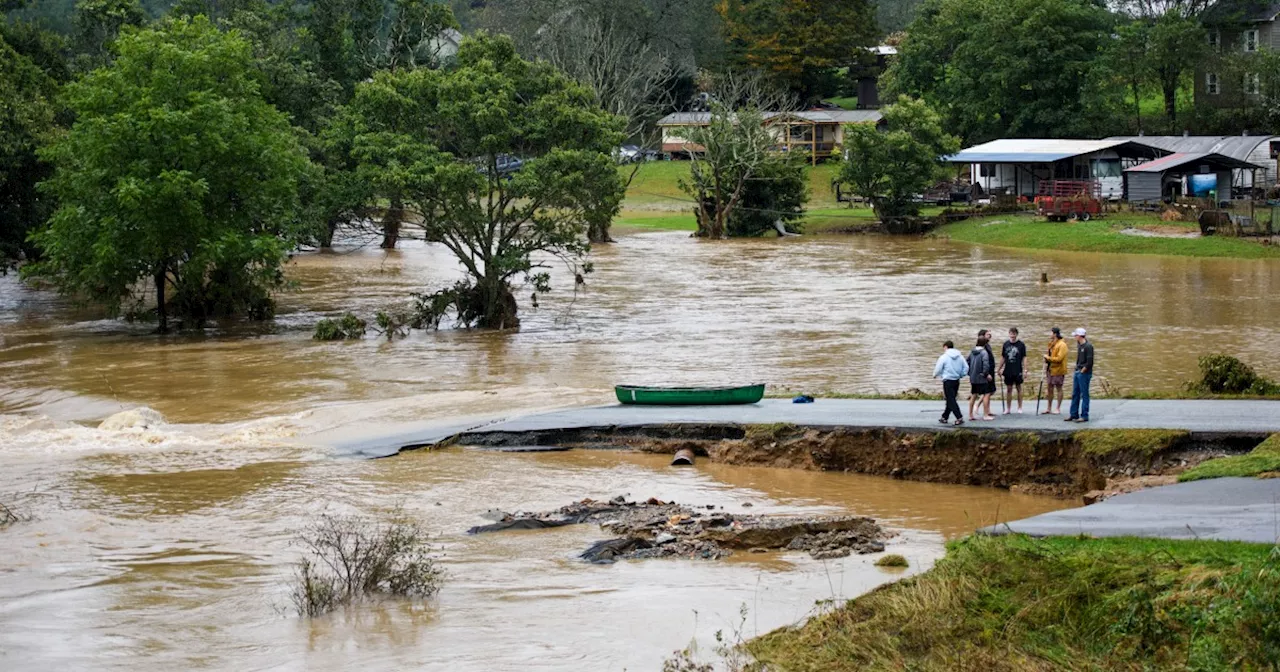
top-left (442, 424), bottom-right (1268, 501)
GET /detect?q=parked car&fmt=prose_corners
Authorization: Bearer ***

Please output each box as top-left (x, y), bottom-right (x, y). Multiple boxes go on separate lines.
top-left (615, 145), bottom-right (659, 164)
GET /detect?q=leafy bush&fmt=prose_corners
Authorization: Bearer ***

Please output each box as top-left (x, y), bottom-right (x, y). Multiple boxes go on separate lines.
top-left (290, 512), bottom-right (443, 617)
top-left (723, 155), bottom-right (808, 237)
top-left (1190, 354), bottom-right (1279, 395)
top-left (313, 313), bottom-right (367, 340)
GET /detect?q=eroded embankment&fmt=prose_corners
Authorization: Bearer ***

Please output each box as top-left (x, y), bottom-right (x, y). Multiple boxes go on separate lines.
top-left (441, 424), bottom-right (1269, 500)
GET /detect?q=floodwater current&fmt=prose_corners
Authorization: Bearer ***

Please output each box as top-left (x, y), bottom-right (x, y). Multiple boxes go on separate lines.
top-left (2, 230), bottom-right (1278, 670)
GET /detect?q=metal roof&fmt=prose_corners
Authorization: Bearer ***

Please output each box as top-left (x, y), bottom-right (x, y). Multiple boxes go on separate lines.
top-left (1106, 135), bottom-right (1278, 162)
top-left (947, 138), bottom-right (1166, 164)
top-left (1123, 152), bottom-right (1263, 174)
top-left (657, 110), bottom-right (882, 126)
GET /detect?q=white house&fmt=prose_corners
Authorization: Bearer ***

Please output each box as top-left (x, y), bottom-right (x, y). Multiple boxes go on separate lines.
top-left (946, 139), bottom-right (1169, 200)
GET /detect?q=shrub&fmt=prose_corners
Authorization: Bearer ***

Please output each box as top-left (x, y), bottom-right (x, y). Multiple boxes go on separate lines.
top-left (874, 554), bottom-right (909, 568)
top-left (312, 313), bottom-right (367, 340)
top-left (289, 511), bottom-right (443, 617)
top-left (1190, 354), bottom-right (1279, 395)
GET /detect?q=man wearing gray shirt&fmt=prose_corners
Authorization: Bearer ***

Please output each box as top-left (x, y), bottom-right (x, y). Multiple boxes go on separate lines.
top-left (1066, 328), bottom-right (1094, 423)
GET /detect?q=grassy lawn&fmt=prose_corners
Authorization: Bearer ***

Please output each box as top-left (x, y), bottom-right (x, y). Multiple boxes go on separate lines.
top-left (747, 534), bottom-right (1280, 671)
top-left (620, 161), bottom-right (843, 210)
top-left (613, 210), bottom-right (696, 231)
top-left (824, 96), bottom-right (859, 110)
top-left (932, 213), bottom-right (1280, 259)
top-left (1180, 434), bottom-right (1280, 481)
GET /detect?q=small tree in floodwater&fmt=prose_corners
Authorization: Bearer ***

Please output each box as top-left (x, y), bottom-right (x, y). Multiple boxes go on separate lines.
top-left (26, 17), bottom-right (312, 332)
top-left (336, 34), bottom-right (625, 330)
top-left (290, 511), bottom-right (443, 617)
top-left (836, 96), bottom-right (959, 222)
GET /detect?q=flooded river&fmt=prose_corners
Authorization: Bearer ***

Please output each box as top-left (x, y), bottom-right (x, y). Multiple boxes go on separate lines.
top-left (2, 230), bottom-right (1278, 670)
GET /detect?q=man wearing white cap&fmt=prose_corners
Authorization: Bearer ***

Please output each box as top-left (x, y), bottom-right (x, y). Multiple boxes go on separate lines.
top-left (1065, 328), bottom-right (1094, 423)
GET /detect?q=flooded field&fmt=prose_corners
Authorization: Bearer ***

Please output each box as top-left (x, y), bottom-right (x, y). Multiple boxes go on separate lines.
top-left (2, 230), bottom-right (1278, 669)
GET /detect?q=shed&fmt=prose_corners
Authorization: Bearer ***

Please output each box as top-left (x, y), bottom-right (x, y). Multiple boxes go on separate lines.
top-left (947, 139), bottom-right (1168, 199)
top-left (1123, 152), bottom-right (1264, 204)
top-left (1106, 135), bottom-right (1280, 191)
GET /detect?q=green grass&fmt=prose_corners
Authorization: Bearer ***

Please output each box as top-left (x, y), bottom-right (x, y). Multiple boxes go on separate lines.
top-left (1074, 429), bottom-right (1189, 458)
top-left (874, 553), bottom-right (909, 568)
top-left (747, 534), bottom-right (1280, 671)
top-left (824, 96), bottom-right (859, 110)
top-left (620, 161), bottom-right (844, 210)
top-left (932, 214), bottom-right (1280, 259)
top-left (1180, 434), bottom-right (1280, 482)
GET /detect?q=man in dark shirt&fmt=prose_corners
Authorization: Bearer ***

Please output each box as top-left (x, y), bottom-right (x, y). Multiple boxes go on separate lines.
top-left (1066, 328), bottom-right (1095, 423)
top-left (998, 327), bottom-right (1027, 414)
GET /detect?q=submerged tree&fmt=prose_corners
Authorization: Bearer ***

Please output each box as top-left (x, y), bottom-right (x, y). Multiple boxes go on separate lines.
top-left (339, 34), bottom-right (624, 330)
top-left (679, 103), bottom-right (807, 238)
top-left (26, 17), bottom-right (312, 332)
top-left (837, 96), bottom-right (958, 221)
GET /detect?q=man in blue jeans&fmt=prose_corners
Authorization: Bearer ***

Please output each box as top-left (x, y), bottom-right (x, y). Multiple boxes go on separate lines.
top-left (1065, 328), bottom-right (1094, 423)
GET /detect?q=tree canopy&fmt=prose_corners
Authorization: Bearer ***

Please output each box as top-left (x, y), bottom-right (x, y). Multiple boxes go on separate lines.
top-left (0, 29), bottom-right (59, 264)
top-left (718, 0), bottom-right (878, 99)
top-left (337, 34), bottom-right (624, 330)
top-left (837, 96), bottom-right (958, 220)
top-left (26, 16), bottom-right (312, 330)
top-left (886, 0), bottom-right (1122, 143)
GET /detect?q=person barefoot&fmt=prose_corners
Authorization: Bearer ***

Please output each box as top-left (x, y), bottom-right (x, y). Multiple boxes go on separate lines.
top-left (968, 335), bottom-right (995, 420)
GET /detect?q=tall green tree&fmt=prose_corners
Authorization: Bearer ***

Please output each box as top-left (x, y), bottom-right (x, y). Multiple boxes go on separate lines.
top-left (71, 0), bottom-right (147, 71)
top-left (337, 34), bottom-right (624, 330)
top-left (1144, 10), bottom-right (1207, 126)
top-left (717, 0), bottom-right (878, 99)
top-left (0, 30), bottom-right (59, 265)
top-left (26, 16), bottom-right (312, 331)
top-left (836, 96), bottom-right (958, 221)
top-left (886, 0), bottom-right (1122, 143)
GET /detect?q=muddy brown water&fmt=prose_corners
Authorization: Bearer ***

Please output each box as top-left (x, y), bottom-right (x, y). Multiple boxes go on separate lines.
top-left (2, 230), bottom-right (1278, 670)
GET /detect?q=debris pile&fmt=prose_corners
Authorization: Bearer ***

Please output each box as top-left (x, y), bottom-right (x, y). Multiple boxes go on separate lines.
top-left (468, 496), bottom-right (888, 564)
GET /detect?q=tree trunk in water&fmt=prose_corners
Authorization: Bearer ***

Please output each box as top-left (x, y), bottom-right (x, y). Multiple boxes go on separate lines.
top-left (588, 221), bottom-right (613, 243)
top-left (320, 218), bottom-right (338, 249)
top-left (479, 279), bottom-right (520, 330)
top-left (381, 198), bottom-right (403, 249)
top-left (155, 270), bottom-right (168, 334)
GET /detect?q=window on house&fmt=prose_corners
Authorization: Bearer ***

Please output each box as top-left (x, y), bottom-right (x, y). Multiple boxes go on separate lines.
top-left (1244, 29), bottom-right (1259, 53)
top-left (1245, 72), bottom-right (1261, 95)
top-left (1207, 72), bottom-right (1220, 95)
top-left (1208, 30), bottom-right (1220, 50)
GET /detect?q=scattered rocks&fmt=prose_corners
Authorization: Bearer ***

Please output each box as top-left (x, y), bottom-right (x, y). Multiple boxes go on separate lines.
top-left (470, 496), bottom-right (887, 564)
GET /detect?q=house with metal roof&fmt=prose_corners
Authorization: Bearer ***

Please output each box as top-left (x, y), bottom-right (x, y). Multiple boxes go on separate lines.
top-left (656, 110), bottom-right (883, 164)
top-left (1107, 135), bottom-right (1280, 189)
top-left (946, 139), bottom-right (1169, 200)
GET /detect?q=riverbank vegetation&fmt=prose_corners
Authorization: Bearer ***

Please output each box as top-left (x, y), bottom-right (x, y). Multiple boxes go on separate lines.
top-left (747, 534), bottom-right (1280, 671)
top-left (290, 512), bottom-right (443, 617)
top-left (932, 214), bottom-right (1280, 259)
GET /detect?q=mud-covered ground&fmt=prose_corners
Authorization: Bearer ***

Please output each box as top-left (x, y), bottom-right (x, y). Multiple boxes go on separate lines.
top-left (469, 496), bottom-right (887, 562)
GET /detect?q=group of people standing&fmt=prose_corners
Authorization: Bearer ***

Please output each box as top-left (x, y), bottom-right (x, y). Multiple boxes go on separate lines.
top-left (933, 326), bottom-right (1095, 426)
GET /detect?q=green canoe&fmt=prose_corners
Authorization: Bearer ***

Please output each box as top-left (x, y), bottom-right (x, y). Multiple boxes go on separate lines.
top-left (614, 384), bottom-right (766, 406)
